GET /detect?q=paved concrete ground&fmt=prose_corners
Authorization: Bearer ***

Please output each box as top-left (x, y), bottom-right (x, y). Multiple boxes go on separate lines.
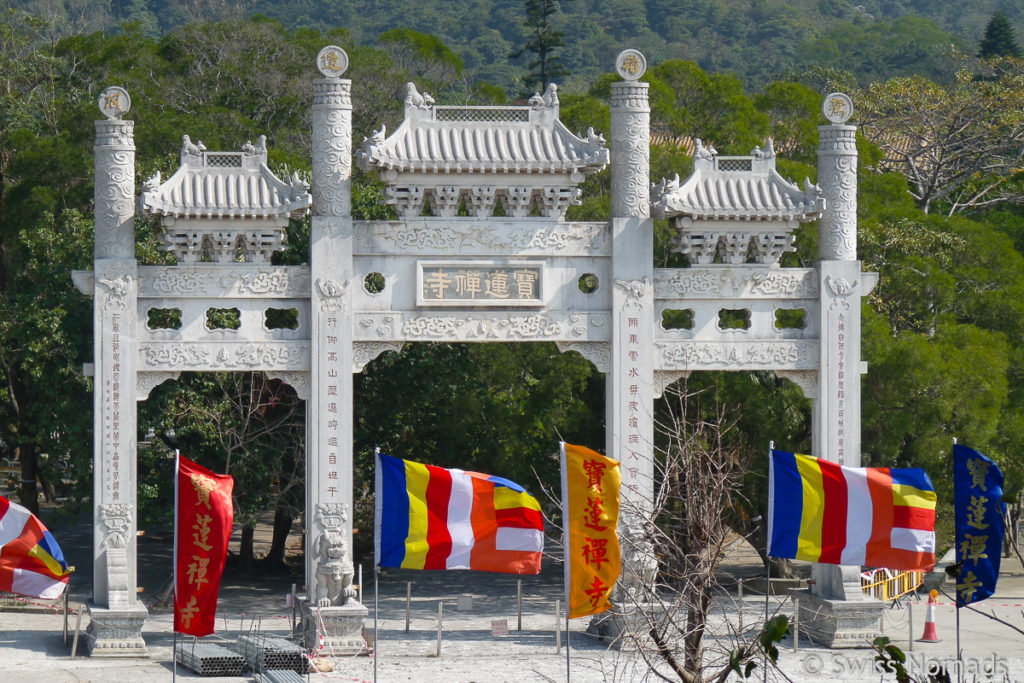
top-left (3, 570), bottom-right (1023, 682)
top-left (2, 515), bottom-right (1022, 682)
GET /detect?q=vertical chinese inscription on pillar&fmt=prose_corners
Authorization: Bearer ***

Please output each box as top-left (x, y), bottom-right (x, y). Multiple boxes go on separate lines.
top-left (325, 313), bottom-right (341, 499)
top-left (616, 278), bottom-right (650, 497)
top-left (826, 274), bottom-right (857, 465)
top-left (624, 312), bottom-right (641, 495)
top-left (317, 278), bottom-right (347, 500)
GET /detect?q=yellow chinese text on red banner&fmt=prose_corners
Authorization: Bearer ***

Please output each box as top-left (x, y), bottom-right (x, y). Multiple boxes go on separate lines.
top-left (561, 442), bottom-right (621, 619)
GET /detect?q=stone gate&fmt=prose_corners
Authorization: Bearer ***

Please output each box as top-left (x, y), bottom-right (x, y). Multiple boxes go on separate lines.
top-left (74, 50), bottom-right (877, 652)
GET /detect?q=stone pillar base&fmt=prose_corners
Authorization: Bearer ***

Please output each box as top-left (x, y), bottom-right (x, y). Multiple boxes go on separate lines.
top-left (85, 601), bottom-right (148, 657)
top-left (299, 599), bottom-right (368, 655)
top-left (586, 602), bottom-right (669, 651)
top-left (795, 589), bottom-right (883, 648)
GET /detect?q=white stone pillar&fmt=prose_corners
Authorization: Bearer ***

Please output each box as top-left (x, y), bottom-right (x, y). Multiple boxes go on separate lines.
top-left (89, 87), bottom-right (147, 655)
top-left (305, 48), bottom-right (363, 630)
top-left (810, 94), bottom-right (873, 607)
top-left (607, 52), bottom-right (656, 598)
top-left (814, 100), bottom-right (860, 468)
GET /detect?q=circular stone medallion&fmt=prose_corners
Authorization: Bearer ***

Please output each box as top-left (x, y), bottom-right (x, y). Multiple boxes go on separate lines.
top-left (317, 46), bottom-right (349, 78)
top-left (822, 92), bottom-right (854, 124)
top-left (98, 86), bottom-right (131, 119)
top-left (615, 49), bottom-right (647, 81)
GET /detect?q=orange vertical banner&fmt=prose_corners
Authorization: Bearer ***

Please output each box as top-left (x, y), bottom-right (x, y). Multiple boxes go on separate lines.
top-left (561, 442), bottom-right (621, 619)
top-left (174, 456), bottom-right (234, 636)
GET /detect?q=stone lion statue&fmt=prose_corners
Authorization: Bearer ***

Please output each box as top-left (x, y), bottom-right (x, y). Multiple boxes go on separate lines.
top-left (315, 504), bottom-right (357, 607)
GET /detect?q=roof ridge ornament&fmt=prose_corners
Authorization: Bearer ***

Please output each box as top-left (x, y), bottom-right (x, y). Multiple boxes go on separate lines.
top-left (528, 83), bottom-right (559, 110)
top-left (405, 82), bottom-right (435, 110)
top-left (694, 138), bottom-right (717, 160)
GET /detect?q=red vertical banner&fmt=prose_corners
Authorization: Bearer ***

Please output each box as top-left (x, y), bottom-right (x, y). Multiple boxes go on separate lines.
top-left (174, 456), bottom-right (234, 636)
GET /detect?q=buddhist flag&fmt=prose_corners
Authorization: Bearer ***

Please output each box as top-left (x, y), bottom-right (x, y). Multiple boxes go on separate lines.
top-left (0, 496), bottom-right (72, 599)
top-left (767, 449), bottom-right (936, 571)
top-left (561, 442), bottom-right (621, 619)
top-left (374, 453), bottom-right (543, 574)
top-left (953, 444), bottom-right (1005, 606)
top-left (174, 456), bottom-right (234, 636)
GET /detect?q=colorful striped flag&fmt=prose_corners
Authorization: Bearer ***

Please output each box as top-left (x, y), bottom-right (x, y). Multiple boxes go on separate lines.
top-left (767, 450), bottom-right (936, 571)
top-left (0, 496), bottom-right (72, 599)
top-left (375, 453), bottom-right (544, 574)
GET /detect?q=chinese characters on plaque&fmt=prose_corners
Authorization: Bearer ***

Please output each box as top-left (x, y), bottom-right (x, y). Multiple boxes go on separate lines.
top-left (418, 262), bottom-right (543, 306)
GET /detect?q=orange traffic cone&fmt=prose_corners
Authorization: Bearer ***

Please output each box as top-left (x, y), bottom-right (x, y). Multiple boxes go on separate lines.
top-left (917, 590), bottom-right (941, 643)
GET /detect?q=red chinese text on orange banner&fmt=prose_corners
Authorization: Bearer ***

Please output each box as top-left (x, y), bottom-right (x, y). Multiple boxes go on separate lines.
top-left (561, 442), bottom-right (621, 619)
top-left (174, 456), bottom-right (234, 636)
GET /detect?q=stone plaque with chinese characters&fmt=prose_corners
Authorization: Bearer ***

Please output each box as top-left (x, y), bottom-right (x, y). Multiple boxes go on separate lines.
top-left (417, 261), bottom-right (544, 306)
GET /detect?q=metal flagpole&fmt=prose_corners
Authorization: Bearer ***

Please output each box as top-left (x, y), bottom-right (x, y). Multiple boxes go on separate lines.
top-left (373, 447), bottom-right (381, 683)
top-left (764, 441), bottom-right (774, 683)
top-left (559, 442), bottom-right (571, 683)
top-left (952, 437), bottom-right (961, 683)
top-left (173, 447), bottom-right (180, 683)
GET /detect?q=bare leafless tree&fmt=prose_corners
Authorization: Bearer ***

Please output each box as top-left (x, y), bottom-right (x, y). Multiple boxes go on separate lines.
top-left (608, 384), bottom-right (786, 682)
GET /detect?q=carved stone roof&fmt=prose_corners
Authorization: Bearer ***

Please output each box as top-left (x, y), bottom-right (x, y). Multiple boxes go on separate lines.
top-left (355, 84), bottom-right (609, 178)
top-left (138, 136), bottom-right (311, 221)
top-left (651, 139), bottom-right (824, 222)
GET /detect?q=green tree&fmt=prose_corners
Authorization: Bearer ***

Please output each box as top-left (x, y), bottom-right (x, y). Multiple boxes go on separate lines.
top-left (857, 70), bottom-right (1024, 215)
top-left (979, 11), bottom-right (1022, 59)
top-left (509, 0), bottom-right (568, 94)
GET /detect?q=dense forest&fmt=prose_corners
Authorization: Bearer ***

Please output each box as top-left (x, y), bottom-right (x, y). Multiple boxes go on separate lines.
top-left (2, 2), bottom-right (1023, 569)
top-left (9, 0), bottom-right (1024, 89)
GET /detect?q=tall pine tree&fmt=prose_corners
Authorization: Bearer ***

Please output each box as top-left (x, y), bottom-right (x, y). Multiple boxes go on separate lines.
top-left (509, 0), bottom-right (568, 94)
top-left (979, 11), bottom-right (1023, 59)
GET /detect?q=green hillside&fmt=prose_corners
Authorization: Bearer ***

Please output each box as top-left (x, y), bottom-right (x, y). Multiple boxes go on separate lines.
top-left (8, 0), bottom-right (1022, 89)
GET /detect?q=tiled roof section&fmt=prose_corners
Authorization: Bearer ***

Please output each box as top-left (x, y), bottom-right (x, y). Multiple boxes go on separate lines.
top-left (651, 141), bottom-right (824, 222)
top-left (356, 88), bottom-right (609, 176)
top-left (138, 136), bottom-right (311, 220)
